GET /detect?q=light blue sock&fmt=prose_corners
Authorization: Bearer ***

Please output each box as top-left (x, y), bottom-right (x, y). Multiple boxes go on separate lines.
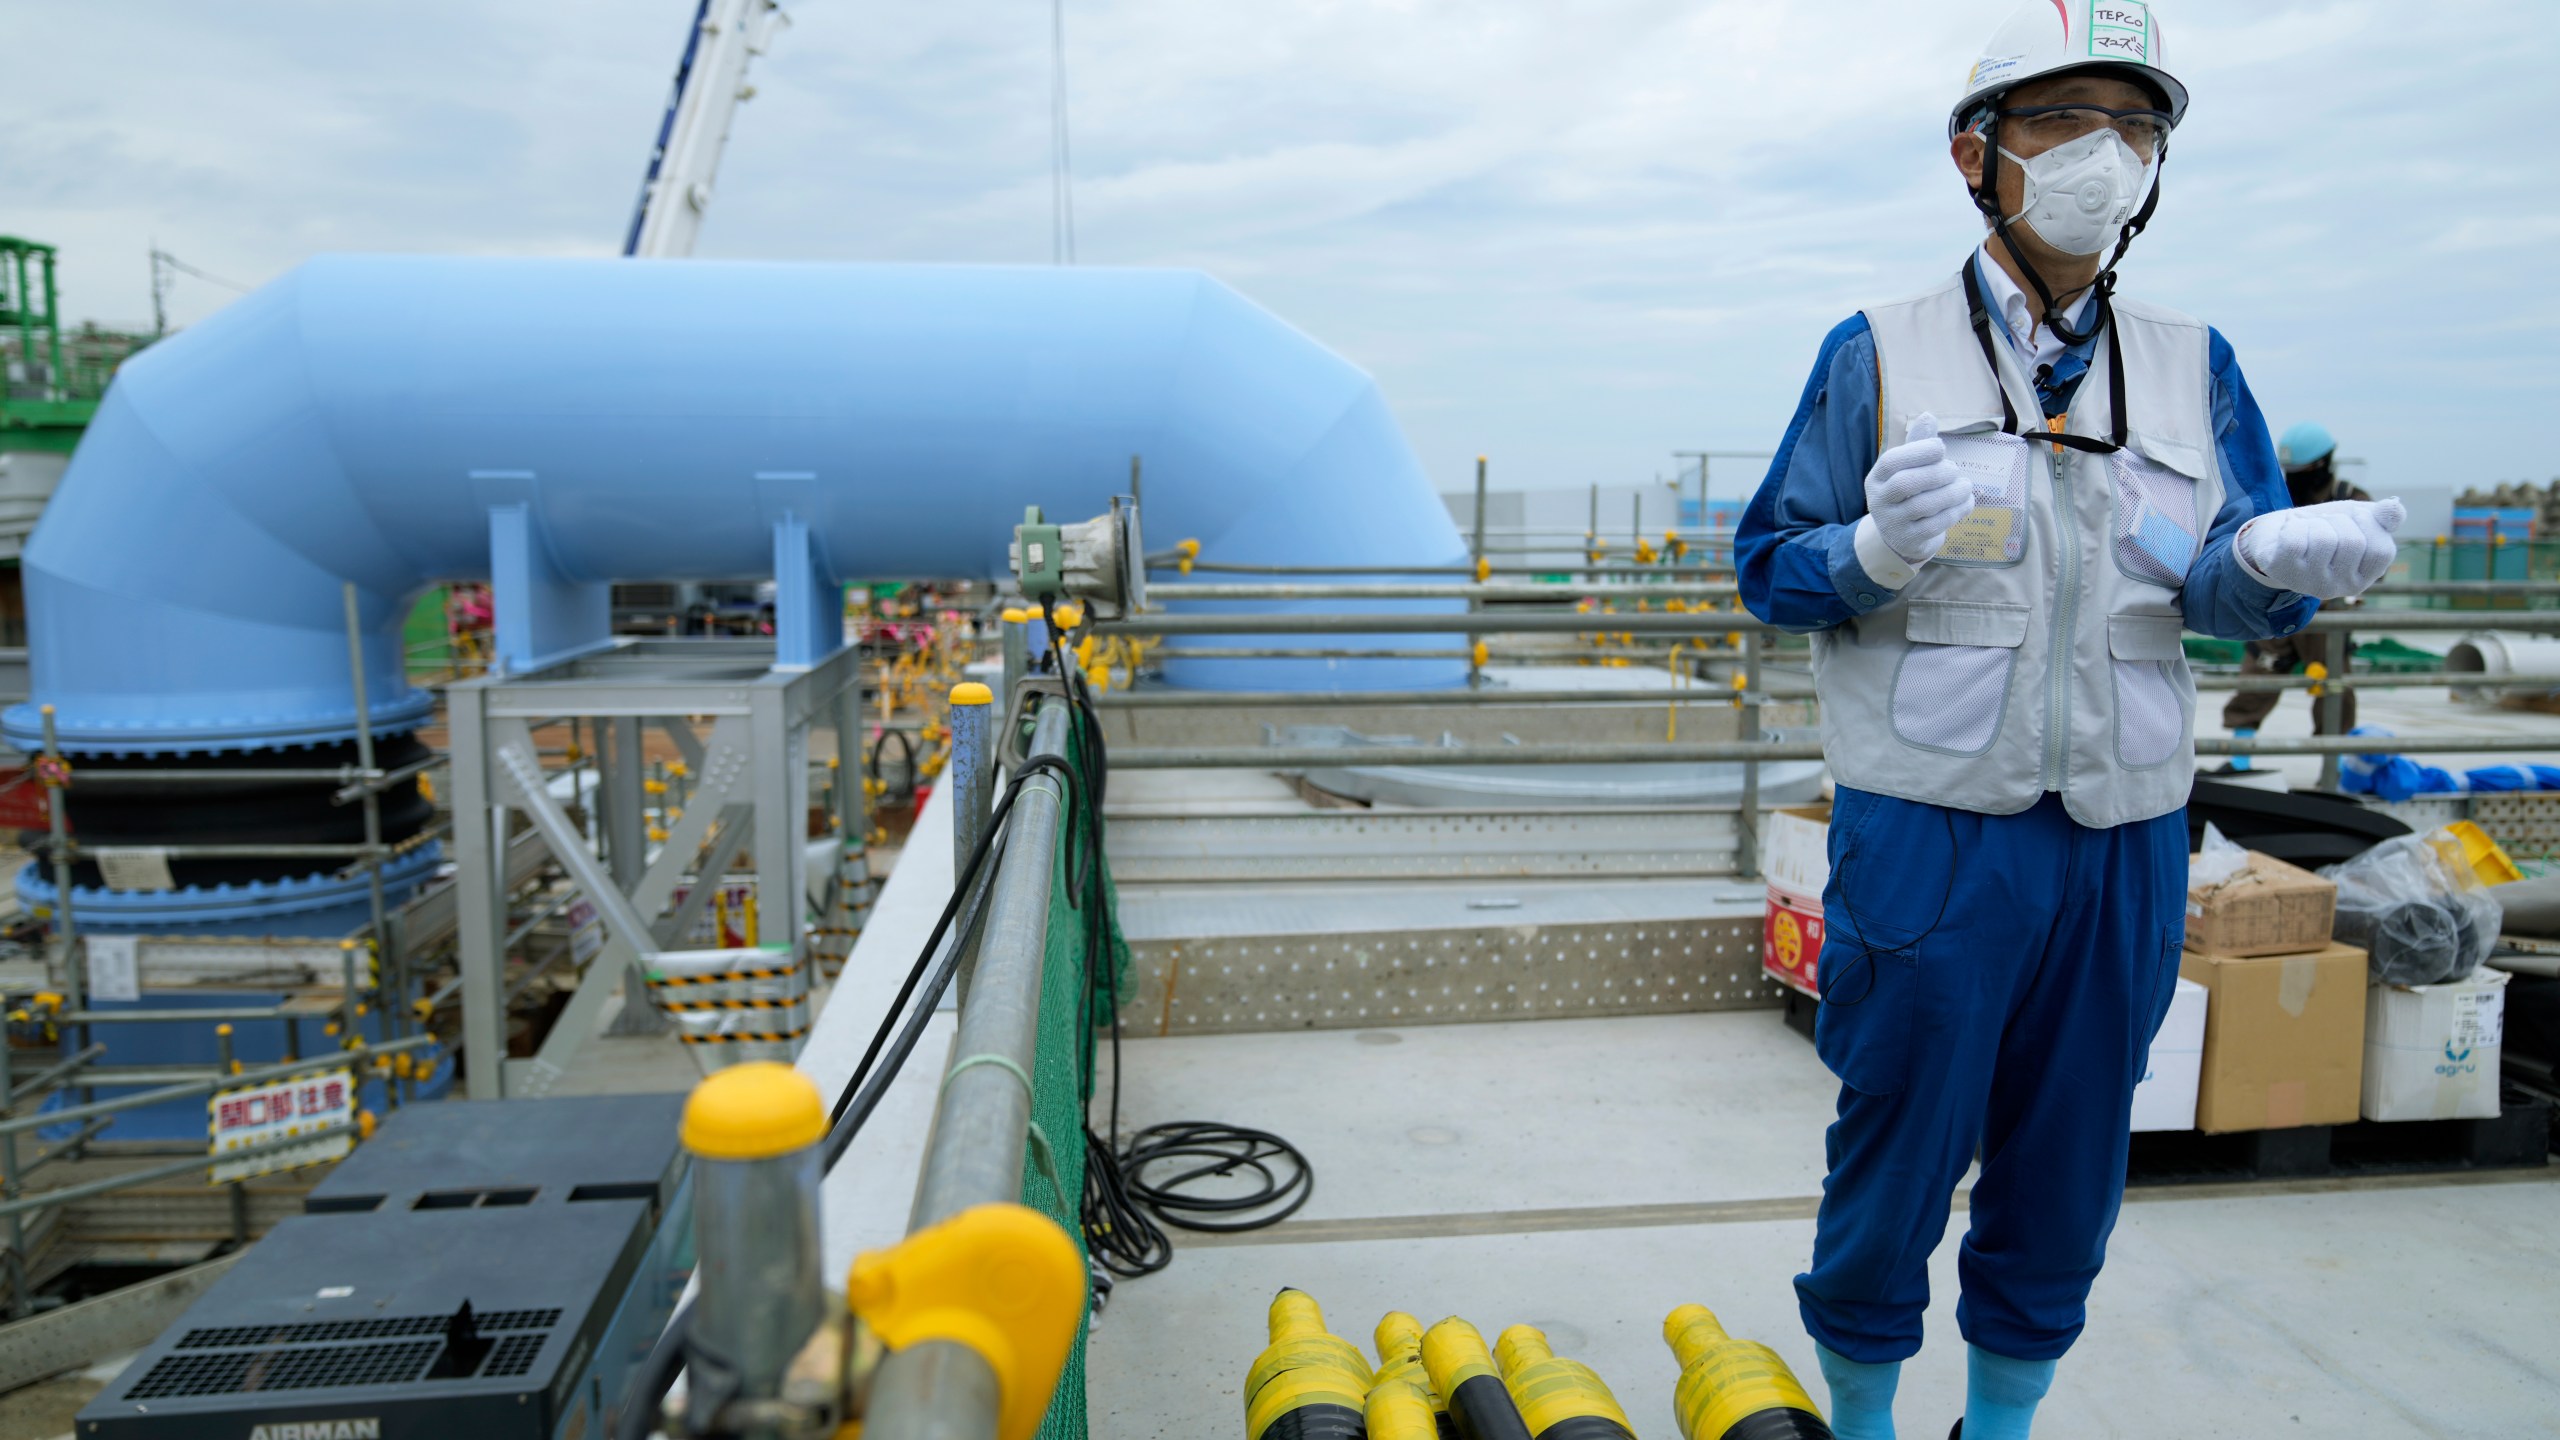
top-left (1814, 1344), bottom-right (1899, 1440)
top-left (1963, 1345), bottom-right (2058, 1440)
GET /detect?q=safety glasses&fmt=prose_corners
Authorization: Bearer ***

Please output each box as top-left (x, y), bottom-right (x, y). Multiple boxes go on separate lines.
top-left (1996, 103), bottom-right (2172, 159)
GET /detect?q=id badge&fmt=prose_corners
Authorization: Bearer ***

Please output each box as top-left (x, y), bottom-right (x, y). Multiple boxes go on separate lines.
top-left (1936, 431), bottom-right (2027, 565)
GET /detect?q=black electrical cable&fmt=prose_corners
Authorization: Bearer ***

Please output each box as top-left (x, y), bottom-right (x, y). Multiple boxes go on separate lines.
top-left (823, 753), bottom-right (1081, 1167)
top-left (1117, 1122), bottom-right (1315, 1232)
top-left (866, 727), bottom-right (919, 806)
top-left (614, 751), bottom-right (1079, 1440)
top-left (1033, 599), bottom-right (1315, 1278)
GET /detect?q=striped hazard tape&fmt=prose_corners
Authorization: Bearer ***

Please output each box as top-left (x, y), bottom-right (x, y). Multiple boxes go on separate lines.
top-left (677, 1027), bottom-right (811, 1046)
top-left (656, 996), bottom-right (804, 1013)
top-left (648, 965), bottom-right (798, 987)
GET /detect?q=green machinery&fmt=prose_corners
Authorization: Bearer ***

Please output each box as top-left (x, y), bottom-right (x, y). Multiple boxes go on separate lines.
top-left (1, 235), bottom-right (151, 451)
top-left (0, 236), bottom-right (154, 647)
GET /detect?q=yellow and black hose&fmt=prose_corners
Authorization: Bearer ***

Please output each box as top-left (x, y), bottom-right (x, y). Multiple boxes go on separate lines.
top-left (1246, 1289), bottom-right (1375, 1440)
top-left (1421, 1318), bottom-right (1534, 1440)
top-left (1368, 1381), bottom-right (1440, 1440)
top-left (1493, 1325), bottom-right (1637, 1440)
top-left (1373, 1311), bottom-right (1456, 1440)
top-left (1662, 1304), bottom-right (1832, 1440)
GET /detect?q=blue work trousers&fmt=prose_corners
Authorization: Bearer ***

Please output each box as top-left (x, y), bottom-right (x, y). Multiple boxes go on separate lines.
top-left (1794, 787), bottom-right (2187, 1363)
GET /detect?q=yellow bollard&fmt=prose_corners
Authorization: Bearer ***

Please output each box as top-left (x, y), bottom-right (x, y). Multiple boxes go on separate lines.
top-left (1662, 1304), bottom-right (1831, 1440)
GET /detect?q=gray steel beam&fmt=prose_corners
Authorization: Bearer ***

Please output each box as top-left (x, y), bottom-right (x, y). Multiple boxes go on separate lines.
top-left (489, 717), bottom-right (671, 1095)
top-left (447, 683), bottom-right (509, 1100)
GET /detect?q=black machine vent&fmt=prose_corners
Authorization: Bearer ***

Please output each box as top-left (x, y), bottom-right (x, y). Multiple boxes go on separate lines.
top-left (481, 1332), bottom-right (548, 1378)
top-left (127, 1341), bottom-right (442, 1399)
top-left (179, 1308), bottom-right (561, 1349)
top-left (137, 1307), bottom-right (565, 1399)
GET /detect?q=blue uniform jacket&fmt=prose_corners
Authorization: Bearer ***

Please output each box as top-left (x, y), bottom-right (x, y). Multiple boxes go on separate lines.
top-left (1736, 269), bottom-right (2317, 642)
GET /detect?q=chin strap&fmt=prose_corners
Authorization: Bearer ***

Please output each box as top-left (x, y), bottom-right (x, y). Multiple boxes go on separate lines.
top-left (1960, 256), bottom-right (2127, 457)
top-left (1970, 109), bottom-right (2168, 349)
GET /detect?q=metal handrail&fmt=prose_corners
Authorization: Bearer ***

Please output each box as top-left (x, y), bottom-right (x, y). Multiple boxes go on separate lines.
top-left (0, 1033), bottom-right (436, 1139)
top-left (1108, 732), bottom-right (2560, 771)
top-left (1143, 580), bottom-right (2560, 604)
top-left (864, 698), bottom-right (1074, 1440)
top-left (0, 1125), bottom-right (369, 1225)
top-left (1098, 609), bottom-right (2560, 638)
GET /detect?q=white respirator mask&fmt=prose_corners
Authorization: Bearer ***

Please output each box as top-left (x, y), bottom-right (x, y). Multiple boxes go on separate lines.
top-left (2000, 129), bottom-right (2153, 257)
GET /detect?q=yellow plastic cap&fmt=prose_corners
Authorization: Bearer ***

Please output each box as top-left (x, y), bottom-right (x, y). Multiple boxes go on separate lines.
top-left (950, 682), bottom-right (995, 707)
top-left (681, 1061), bottom-right (826, 1160)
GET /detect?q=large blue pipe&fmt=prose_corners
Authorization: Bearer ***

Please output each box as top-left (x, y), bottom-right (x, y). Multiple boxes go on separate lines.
top-left (3, 256), bottom-right (1466, 757)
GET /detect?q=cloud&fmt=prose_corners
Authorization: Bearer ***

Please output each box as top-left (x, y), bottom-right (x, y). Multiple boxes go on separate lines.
top-left (2, 0), bottom-right (2552, 497)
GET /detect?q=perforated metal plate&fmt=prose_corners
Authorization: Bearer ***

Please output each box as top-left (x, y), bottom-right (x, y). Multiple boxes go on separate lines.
top-left (1105, 808), bottom-right (1745, 883)
top-left (1116, 915), bottom-right (1779, 1036)
top-left (2468, 792), bottom-right (2560, 854)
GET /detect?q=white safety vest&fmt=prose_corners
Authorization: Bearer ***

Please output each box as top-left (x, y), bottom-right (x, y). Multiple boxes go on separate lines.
top-left (1812, 268), bottom-right (2224, 829)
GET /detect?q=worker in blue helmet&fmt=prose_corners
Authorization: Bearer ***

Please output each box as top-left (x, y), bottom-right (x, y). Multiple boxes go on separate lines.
top-left (2222, 424), bottom-right (2374, 744)
top-left (1734, 5), bottom-right (2405, 1438)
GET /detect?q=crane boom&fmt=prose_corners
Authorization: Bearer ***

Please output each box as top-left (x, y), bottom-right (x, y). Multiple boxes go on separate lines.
top-left (623, 0), bottom-right (790, 258)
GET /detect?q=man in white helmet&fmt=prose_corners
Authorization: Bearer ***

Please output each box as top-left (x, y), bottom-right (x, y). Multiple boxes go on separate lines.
top-left (1736, 5), bottom-right (2405, 1438)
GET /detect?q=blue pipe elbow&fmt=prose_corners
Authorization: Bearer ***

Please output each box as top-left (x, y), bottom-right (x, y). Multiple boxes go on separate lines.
top-left (6, 256), bottom-right (1467, 756)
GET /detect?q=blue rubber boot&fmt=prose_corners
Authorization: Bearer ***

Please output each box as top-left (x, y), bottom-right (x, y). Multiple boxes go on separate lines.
top-left (1961, 1345), bottom-right (2057, 1440)
top-left (1814, 1344), bottom-right (1900, 1440)
top-left (2230, 726), bottom-right (2255, 770)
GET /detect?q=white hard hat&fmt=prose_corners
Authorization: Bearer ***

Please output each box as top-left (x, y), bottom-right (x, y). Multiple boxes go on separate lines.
top-left (1950, 1), bottom-right (2191, 139)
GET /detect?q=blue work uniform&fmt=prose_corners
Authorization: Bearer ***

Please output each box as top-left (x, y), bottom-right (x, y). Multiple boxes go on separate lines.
top-left (1737, 254), bottom-right (2314, 1363)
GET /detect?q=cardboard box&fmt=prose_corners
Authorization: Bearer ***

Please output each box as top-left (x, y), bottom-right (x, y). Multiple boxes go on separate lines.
top-left (2185, 850), bottom-right (2337, 957)
top-left (1763, 887), bottom-right (1823, 998)
top-left (2130, 976), bottom-right (2208, 1132)
top-left (2363, 968), bottom-right (2510, 1121)
top-left (1763, 805), bottom-right (1832, 903)
top-left (2180, 943), bottom-right (2368, 1133)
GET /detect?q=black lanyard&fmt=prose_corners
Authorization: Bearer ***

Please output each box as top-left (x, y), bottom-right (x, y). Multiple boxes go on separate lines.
top-left (1960, 261), bottom-right (2127, 456)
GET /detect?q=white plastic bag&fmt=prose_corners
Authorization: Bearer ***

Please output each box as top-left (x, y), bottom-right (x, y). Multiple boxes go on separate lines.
top-left (2188, 822), bottom-right (2249, 889)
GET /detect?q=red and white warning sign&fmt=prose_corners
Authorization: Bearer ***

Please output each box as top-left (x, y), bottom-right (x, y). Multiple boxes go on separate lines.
top-left (208, 1066), bottom-right (357, 1184)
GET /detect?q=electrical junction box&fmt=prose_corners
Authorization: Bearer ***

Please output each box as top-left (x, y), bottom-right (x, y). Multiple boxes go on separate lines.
top-left (78, 1094), bottom-right (691, 1440)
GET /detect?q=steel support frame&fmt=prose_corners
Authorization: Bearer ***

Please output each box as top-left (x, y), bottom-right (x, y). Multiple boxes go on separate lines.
top-left (448, 638), bottom-right (864, 1098)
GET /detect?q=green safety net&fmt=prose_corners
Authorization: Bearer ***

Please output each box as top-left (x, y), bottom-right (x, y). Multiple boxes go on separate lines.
top-left (1020, 712), bottom-right (1129, 1440)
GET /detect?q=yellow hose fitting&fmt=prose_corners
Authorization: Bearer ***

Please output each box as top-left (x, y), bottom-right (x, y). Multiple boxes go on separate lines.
top-left (846, 1204), bottom-right (1086, 1440)
top-left (1496, 1324), bottom-right (1636, 1440)
top-left (1474, 555), bottom-right (1492, 583)
top-left (1368, 1382), bottom-right (1440, 1440)
top-left (1245, 1290), bottom-right (1375, 1440)
top-left (1663, 1304), bottom-right (1828, 1440)
top-left (1423, 1317), bottom-right (1532, 1440)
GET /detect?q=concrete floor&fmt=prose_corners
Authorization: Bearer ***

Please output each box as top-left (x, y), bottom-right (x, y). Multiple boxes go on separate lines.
top-left (804, 669), bottom-right (2560, 1438)
top-left (1085, 1011), bottom-right (2560, 1440)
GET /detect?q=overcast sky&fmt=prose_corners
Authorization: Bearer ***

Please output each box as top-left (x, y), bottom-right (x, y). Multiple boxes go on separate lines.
top-left (8, 1), bottom-right (2553, 512)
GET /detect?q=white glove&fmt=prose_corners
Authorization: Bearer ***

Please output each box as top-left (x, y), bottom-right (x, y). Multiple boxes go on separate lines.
top-left (1858, 413), bottom-right (1976, 574)
top-left (2237, 497), bottom-right (2406, 600)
